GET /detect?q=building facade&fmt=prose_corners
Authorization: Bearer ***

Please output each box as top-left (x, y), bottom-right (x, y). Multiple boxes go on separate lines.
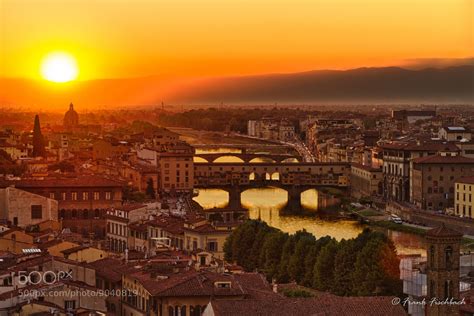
top-left (411, 156), bottom-right (474, 212)
top-left (455, 177), bottom-right (474, 218)
top-left (350, 163), bottom-right (383, 199)
top-left (0, 187), bottom-right (58, 227)
top-left (1, 176), bottom-right (124, 238)
top-left (158, 142), bottom-right (195, 193)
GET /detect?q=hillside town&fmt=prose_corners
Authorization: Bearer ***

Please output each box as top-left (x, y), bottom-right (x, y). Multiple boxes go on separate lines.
top-left (0, 104), bottom-right (473, 315)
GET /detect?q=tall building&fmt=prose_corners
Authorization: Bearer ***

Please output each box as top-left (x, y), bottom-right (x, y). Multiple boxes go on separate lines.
top-left (411, 155), bottom-right (474, 212)
top-left (63, 102), bottom-right (79, 130)
top-left (381, 142), bottom-right (460, 203)
top-left (425, 226), bottom-right (462, 316)
top-left (157, 142), bottom-right (195, 193)
top-left (455, 177), bottom-right (474, 218)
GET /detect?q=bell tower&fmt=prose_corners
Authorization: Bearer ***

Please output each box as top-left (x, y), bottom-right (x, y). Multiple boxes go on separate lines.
top-left (425, 225), bottom-right (462, 316)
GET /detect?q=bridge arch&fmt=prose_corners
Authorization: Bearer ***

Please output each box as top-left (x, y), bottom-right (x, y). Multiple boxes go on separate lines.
top-left (213, 155), bottom-right (245, 163)
top-left (249, 157), bottom-right (277, 163)
top-left (193, 157), bottom-right (209, 163)
top-left (281, 157), bottom-right (299, 163)
top-left (271, 172), bottom-right (280, 180)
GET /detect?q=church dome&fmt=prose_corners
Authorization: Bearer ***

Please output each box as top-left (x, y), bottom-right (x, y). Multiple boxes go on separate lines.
top-left (63, 102), bottom-right (79, 128)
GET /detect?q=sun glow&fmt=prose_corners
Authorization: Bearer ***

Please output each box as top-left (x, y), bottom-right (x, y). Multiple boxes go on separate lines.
top-left (40, 52), bottom-right (78, 82)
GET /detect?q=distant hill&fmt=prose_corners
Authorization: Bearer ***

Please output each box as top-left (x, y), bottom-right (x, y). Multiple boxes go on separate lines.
top-left (1, 65), bottom-right (472, 109)
top-left (166, 65), bottom-right (474, 104)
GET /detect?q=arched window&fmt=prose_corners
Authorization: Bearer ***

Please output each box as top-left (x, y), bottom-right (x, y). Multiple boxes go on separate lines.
top-left (430, 245), bottom-right (435, 267)
top-left (190, 305), bottom-right (201, 316)
top-left (445, 246), bottom-right (453, 268)
top-left (444, 280), bottom-right (453, 299)
top-left (430, 280), bottom-right (436, 298)
top-left (168, 306), bottom-right (174, 316)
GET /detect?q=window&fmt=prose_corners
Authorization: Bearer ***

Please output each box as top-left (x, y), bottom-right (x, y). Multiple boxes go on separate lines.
top-left (65, 300), bottom-right (76, 310)
top-left (444, 280), bottom-right (453, 299)
top-left (49, 192), bottom-right (55, 199)
top-left (82, 192), bottom-right (89, 200)
top-left (105, 192), bottom-right (111, 200)
top-left (207, 241), bottom-right (218, 252)
top-left (31, 205), bottom-right (42, 219)
top-left (62, 192), bottom-right (66, 200)
top-left (215, 281), bottom-right (231, 289)
top-left (94, 192), bottom-right (100, 200)
top-left (71, 192), bottom-right (77, 200)
top-left (445, 246), bottom-right (453, 268)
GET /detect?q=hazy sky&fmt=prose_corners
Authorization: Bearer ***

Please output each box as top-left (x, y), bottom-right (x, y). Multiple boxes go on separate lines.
top-left (1, 0), bottom-right (473, 81)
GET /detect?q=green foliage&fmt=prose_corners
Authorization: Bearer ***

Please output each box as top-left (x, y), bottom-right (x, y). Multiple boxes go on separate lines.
top-left (224, 220), bottom-right (401, 297)
top-left (0, 149), bottom-right (13, 163)
top-left (312, 239), bottom-right (338, 290)
top-left (157, 108), bottom-right (304, 133)
top-left (122, 185), bottom-right (146, 202)
top-left (145, 178), bottom-right (156, 199)
top-left (48, 161), bottom-right (75, 172)
top-left (282, 288), bottom-right (314, 298)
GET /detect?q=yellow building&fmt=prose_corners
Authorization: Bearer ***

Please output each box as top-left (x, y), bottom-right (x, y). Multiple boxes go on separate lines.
top-left (455, 177), bottom-right (474, 218)
top-left (0, 228), bottom-right (35, 254)
top-left (158, 142), bottom-right (195, 193)
top-left (61, 245), bottom-right (108, 263)
top-left (39, 239), bottom-right (80, 257)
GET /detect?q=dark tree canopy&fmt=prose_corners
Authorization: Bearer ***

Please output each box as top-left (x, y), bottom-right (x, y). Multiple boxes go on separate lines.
top-left (32, 115), bottom-right (46, 157)
top-left (224, 220), bottom-right (402, 297)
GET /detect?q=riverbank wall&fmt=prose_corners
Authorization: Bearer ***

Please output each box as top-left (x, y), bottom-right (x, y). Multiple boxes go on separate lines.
top-left (387, 202), bottom-right (474, 235)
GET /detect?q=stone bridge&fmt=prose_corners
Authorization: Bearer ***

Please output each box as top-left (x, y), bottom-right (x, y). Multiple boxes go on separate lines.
top-left (194, 152), bottom-right (301, 163)
top-left (194, 162), bottom-right (350, 212)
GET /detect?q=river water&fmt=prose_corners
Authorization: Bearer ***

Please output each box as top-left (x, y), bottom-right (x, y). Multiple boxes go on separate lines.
top-left (193, 148), bottom-right (426, 256)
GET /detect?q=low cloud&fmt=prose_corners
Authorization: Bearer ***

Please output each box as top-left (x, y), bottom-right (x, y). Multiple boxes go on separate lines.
top-left (401, 57), bottom-right (474, 69)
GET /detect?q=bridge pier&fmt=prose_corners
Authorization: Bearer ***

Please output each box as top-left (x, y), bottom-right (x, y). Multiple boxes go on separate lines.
top-left (227, 186), bottom-right (242, 209)
top-left (284, 185), bottom-right (303, 213)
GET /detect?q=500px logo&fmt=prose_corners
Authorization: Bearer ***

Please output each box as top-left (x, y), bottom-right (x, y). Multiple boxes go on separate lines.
top-left (12, 270), bottom-right (73, 285)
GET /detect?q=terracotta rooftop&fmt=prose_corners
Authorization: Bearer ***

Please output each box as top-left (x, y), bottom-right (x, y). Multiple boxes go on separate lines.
top-left (351, 163), bottom-right (383, 172)
top-left (61, 245), bottom-right (90, 255)
top-left (457, 176), bottom-right (474, 185)
top-left (412, 155), bottom-right (474, 164)
top-left (0, 175), bottom-right (125, 188)
top-left (208, 295), bottom-right (407, 316)
top-left (130, 269), bottom-right (252, 297)
top-left (426, 225), bottom-right (463, 238)
top-left (381, 142), bottom-right (460, 152)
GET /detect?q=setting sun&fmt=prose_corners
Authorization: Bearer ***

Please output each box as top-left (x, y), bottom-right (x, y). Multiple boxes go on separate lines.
top-left (40, 52), bottom-right (78, 83)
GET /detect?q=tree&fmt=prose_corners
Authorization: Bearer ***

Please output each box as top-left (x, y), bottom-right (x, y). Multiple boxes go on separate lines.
top-left (276, 235), bottom-right (296, 283)
top-left (259, 231), bottom-right (288, 280)
top-left (302, 236), bottom-right (332, 287)
top-left (288, 231), bottom-right (316, 283)
top-left (352, 238), bottom-right (401, 296)
top-left (32, 115), bottom-right (46, 157)
top-left (332, 239), bottom-right (357, 295)
top-left (313, 239), bottom-right (338, 291)
top-left (48, 161), bottom-right (75, 173)
top-left (146, 178), bottom-right (156, 199)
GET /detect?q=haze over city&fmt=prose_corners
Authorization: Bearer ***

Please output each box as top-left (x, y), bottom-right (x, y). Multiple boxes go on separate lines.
top-left (1, 0), bottom-right (473, 109)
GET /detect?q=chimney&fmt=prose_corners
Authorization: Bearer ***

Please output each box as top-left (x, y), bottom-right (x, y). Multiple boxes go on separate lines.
top-left (272, 278), bottom-right (278, 293)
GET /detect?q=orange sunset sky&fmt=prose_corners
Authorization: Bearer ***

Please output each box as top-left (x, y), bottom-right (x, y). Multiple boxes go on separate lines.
top-left (0, 0), bottom-right (472, 108)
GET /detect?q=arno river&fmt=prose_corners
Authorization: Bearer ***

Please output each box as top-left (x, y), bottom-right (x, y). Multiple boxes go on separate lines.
top-left (193, 148), bottom-right (426, 256)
